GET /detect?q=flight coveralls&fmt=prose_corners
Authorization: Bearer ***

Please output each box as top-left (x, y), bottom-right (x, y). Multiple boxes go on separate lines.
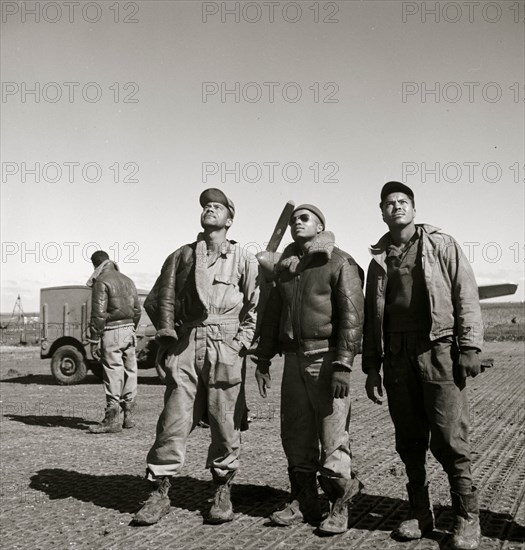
top-left (145, 239), bottom-right (259, 479)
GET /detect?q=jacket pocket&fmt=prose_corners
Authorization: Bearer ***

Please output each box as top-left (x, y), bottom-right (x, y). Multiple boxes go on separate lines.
top-left (418, 335), bottom-right (456, 382)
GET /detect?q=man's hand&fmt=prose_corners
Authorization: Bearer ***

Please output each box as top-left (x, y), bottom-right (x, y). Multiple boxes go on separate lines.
top-left (254, 359), bottom-right (271, 398)
top-left (90, 342), bottom-right (101, 361)
top-left (332, 365), bottom-right (351, 399)
top-left (459, 348), bottom-right (481, 378)
top-left (155, 345), bottom-right (170, 383)
top-left (365, 369), bottom-right (383, 404)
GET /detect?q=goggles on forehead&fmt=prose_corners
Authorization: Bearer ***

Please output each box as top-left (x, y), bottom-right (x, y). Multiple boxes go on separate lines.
top-left (289, 213), bottom-right (314, 226)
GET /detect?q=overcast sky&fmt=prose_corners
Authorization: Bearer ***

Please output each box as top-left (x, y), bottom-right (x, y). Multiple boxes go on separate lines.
top-left (1, 0), bottom-right (524, 311)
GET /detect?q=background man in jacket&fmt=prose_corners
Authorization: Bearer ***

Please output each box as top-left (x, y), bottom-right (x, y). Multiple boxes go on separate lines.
top-left (133, 188), bottom-right (260, 526)
top-left (255, 204), bottom-right (365, 535)
top-left (86, 250), bottom-right (141, 434)
top-left (363, 182), bottom-right (483, 550)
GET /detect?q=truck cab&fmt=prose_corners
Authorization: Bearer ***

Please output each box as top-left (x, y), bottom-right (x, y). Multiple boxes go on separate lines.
top-left (40, 285), bottom-right (157, 384)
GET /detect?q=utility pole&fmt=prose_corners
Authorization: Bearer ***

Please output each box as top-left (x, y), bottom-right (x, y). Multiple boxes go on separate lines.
top-left (6, 295), bottom-right (26, 327)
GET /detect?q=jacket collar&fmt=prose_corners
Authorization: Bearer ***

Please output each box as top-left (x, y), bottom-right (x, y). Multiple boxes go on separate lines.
top-left (195, 234), bottom-right (237, 257)
top-left (369, 224), bottom-right (441, 256)
top-left (277, 231), bottom-right (335, 274)
top-left (368, 224), bottom-right (441, 271)
top-left (86, 260), bottom-right (119, 287)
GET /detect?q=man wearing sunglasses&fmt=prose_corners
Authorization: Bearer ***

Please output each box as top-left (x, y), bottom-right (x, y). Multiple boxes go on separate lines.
top-left (255, 204), bottom-right (365, 535)
top-left (133, 188), bottom-right (260, 526)
top-left (362, 182), bottom-right (483, 549)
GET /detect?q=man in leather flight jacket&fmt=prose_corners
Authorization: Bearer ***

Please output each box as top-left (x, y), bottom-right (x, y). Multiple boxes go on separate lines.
top-left (133, 188), bottom-right (260, 527)
top-left (255, 204), bottom-right (365, 535)
top-left (86, 250), bottom-right (141, 434)
top-left (363, 182), bottom-right (483, 550)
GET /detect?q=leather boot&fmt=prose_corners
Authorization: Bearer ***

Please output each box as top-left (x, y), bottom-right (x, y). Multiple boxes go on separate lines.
top-left (89, 404), bottom-right (122, 434)
top-left (393, 484), bottom-right (435, 540)
top-left (318, 475), bottom-right (364, 535)
top-left (122, 401), bottom-right (135, 429)
top-left (270, 469), bottom-right (322, 526)
top-left (450, 488), bottom-right (481, 550)
top-left (269, 468), bottom-right (302, 526)
top-left (133, 476), bottom-right (171, 525)
top-left (208, 471), bottom-right (235, 524)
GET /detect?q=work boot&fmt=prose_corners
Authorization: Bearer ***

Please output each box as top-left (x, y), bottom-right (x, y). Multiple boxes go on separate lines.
top-left (207, 471), bottom-right (235, 524)
top-left (318, 475), bottom-right (364, 535)
top-left (133, 476), bottom-right (171, 525)
top-left (122, 401), bottom-right (135, 429)
top-left (393, 484), bottom-right (435, 540)
top-left (270, 469), bottom-right (322, 526)
top-left (89, 404), bottom-right (122, 434)
top-left (450, 488), bottom-right (481, 550)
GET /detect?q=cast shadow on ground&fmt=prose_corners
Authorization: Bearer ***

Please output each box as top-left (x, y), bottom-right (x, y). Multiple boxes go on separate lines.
top-left (28, 469), bottom-right (524, 543)
top-left (29, 469), bottom-right (288, 520)
top-left (3, 415), bottom-right (98, 430)
top-left (0, 374), bottom-right (162, 385)
top-left (344, 492), bottom-right (525, 547)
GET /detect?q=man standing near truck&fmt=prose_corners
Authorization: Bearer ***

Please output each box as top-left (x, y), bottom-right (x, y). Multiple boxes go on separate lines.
top-left (86, 250), bottom-right (141, 434)
top-left (363, 182), bottom-right (483, 549)
top-left (133, 188), bottom-right (260, 526)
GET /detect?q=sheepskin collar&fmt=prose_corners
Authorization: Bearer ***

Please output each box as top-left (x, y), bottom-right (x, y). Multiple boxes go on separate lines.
top-left (86, 260), bottom-right (119, 287)
top-left (277, 231), bottom-right (335, 274)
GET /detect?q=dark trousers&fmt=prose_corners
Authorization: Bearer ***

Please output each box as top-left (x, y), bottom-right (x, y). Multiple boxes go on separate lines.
top-left (383, 332), bottom-right (473, 494)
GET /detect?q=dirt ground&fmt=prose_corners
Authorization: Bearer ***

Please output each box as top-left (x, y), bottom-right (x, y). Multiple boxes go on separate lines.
top-left (1, 343), bottom-right (524, 550)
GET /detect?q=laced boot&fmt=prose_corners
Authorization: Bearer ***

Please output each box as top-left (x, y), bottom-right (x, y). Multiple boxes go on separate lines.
top-left (122, 401), bottom-right (136, 429)
top-left (89, 404), bottom-right (122, 434)
top-left (393, 484), bottom-right (435, 540)
top-left (208, 471), bottom-right (235, 524)
top-left (318, 475), bottom-right (364, 535)
top-left (133, 476), bottom-right (171, 525)
top-left (270, 470), bottom-right (322, 526)
top-left (450, 488), bottom-right (481, 550)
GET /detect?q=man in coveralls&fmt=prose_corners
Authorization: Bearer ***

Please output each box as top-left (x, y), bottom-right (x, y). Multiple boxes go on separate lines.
top-left (255, 204), bottom-right (365, 535)
top-left (133, 188), bottom-right (260, 526)
top-left (363, 182), bottom-right (483, 550)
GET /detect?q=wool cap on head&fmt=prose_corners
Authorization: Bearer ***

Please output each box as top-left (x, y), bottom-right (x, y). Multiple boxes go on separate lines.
top-left (199, 188), bottom-right (235, 218)
top-left (291, 204), bottom-right (326, 228)
top-left (380, 181), bottom-right (415, 204)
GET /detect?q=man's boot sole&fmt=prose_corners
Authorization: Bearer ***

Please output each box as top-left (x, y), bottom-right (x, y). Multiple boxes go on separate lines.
top-left (269, 512), bottom-right (303, 527)
top-left (89, 426), bottom-right (122, 434)
top-left (318, 521), bottom-right (348, 535)
top-left (393, 515), bottom-right (435, 540)
top-left (133, 500), bottom-right (171, 526)
top-left (206, 512), bottom-right (234, 524)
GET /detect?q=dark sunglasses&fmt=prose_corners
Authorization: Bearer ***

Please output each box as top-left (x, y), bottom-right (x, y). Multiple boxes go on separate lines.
top-left (289, 213), bottom-right (313, 226)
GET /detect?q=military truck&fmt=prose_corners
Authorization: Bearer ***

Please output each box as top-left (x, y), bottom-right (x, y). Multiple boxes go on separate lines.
top-left (40, 285), bottom-right (157, 385)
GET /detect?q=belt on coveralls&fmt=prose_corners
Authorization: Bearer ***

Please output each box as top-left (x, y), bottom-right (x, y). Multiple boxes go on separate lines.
top-left (180, 315), bottom-right (240, 342)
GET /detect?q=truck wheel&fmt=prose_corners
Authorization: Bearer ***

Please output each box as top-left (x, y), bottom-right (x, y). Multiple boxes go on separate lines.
top-left (90, 364), bottom-right (104, 380)
top-left (51, 345), bottom-right (88, 385)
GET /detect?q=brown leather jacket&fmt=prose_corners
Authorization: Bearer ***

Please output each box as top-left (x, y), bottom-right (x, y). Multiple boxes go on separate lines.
top-left (88, 262), bottom-right (141, 342)
top-left (362, 224), bottom-right (483, 373)
top-left (257, 231), bottom-right (364, 369)
top-left (144, 240), bottom-right (259, 348)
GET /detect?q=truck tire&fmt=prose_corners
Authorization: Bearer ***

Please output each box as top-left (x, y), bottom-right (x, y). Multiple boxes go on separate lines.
top-left (90, 364), bottom-right (104, 380)
top-left (50, 345), bottom-right (88, 385)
